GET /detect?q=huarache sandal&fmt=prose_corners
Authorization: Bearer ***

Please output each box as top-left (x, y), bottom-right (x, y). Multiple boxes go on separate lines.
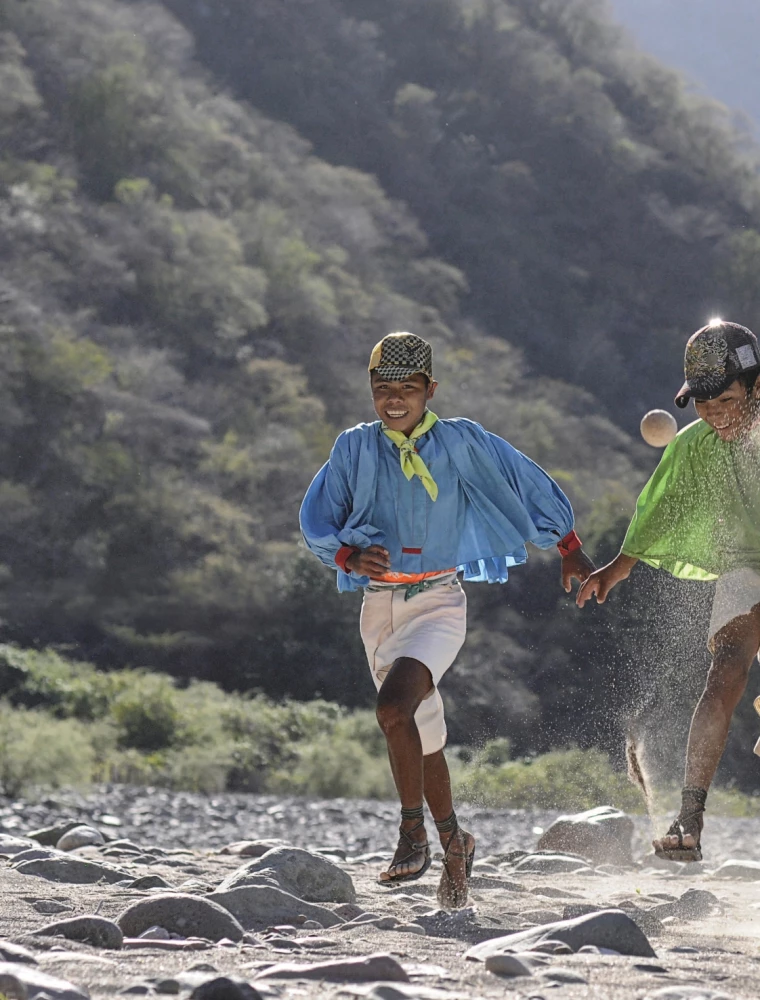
top-left (436, 810), bottom-right (475, 909)
top-left (653, 786), bottom-right (706, 862)
top-left (378, 807), bottom-right (431, 886)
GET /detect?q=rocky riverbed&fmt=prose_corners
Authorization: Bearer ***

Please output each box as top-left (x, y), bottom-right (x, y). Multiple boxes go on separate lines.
top-left (0, 788), bottom-right (758, 999)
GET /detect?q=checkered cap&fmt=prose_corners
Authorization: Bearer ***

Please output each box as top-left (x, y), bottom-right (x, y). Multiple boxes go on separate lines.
top-left (368, 332), bottom-right (433, 380)
top-left (675, 320), bottom-right (760, 408)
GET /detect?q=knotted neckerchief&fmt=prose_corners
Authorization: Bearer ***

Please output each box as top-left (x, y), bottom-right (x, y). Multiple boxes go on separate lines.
top-left (382, 410), bottom-right (439, 501)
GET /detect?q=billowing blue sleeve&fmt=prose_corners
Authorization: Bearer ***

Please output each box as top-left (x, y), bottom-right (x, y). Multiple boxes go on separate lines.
top-left (299, 432), bottom-right (384, 583)
top-left (486, 432), bottom-right (574, 549)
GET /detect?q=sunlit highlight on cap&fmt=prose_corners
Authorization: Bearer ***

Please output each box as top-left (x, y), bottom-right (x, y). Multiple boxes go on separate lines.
top-left (708, 317), bottom-right (723, 327)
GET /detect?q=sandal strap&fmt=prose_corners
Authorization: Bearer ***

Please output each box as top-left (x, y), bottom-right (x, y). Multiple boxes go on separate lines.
top-left (397, 820), bottom-right (430, 859)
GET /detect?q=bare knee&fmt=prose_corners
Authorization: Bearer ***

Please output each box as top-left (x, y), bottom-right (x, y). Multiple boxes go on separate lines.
top-left (376, 690), bottom-right (416, 735)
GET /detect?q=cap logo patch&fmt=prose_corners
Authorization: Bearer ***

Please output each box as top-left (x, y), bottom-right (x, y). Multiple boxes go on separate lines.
top-left (685, 332), bottom-right (728, 382)
top-left (736, 343), bottom-right (757, 369)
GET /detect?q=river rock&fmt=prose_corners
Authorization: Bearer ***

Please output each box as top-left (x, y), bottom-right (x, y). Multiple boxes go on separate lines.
top-left (709, 859), bottom-right (760, 880)
top-left (118, 894), bottom-right (244, 943)
top-left (254, 953), bottom-right (409, 982)
top-left (0, 961), bottom-right (90, 999)
top-left (466, 910), bottom-right (656, 960)
top-left (0, 835), bottom-right (39, 856)
top-left (642, 989), bottom-right (734, 999)
top-left (485, 953), bottom-right (533, 976)
top-left (0, 940), bottom-right (38, 964)
top-left (33, 900), bottom-right (74, 915)
top-left (33, 916), bottom-right (123, 950)
top-left (513, 853), bottom-right (593, 875)
top-left (537, 807), bottom-right (634, 865)
top-left (14, 856), bottom-right (130, 884)
top-left (217, 847), bottom-right (355, 903)
top-left (127, 875), bottom-right (171, 890)
top-left (56, 825), bottom-right (105, 851)
top-left (189, 977), bottom-right (263, 999)
top-left (27, 823), bottom-right (81, 847)
top-left (220, 840), bottom-right (290, 858)
top-left (208, 885), bottom-right (342, 929)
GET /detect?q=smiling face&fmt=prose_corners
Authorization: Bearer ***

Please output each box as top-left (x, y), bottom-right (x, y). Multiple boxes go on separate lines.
top-left (693, 378), bottom-right (760, 442)
top-left (370, 371), bottom-right (437, 436)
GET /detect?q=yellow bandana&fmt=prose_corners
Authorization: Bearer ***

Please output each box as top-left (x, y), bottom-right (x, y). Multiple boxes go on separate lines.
top-left (382, 410), bottom-right (439, 501)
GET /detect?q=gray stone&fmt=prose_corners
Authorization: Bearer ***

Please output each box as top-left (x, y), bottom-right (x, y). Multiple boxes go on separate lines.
top-left (648, 889), bottom-right (719, 921)
top-left (485, 953), bottom-right (533, 977)
top-left (0, 941), bottom-right (38, 964)
top-left (563, 903), bottom-right (663, 937)
top-left (541, 966), bottom-right (589, 984)
top-left (33, 916), bottom-right (123, 950)
top-left (219, 840), bottom-right (290, 858)
top-left (521, 908), bottom-right (563, 924)
top-left (14, 857), bottom-right (130, 884)
top-left (0, 835), bottom-right (39, 857)
top-left (127, 875), bottom-right (171, 890)
top-left (27, 823), bottom-right (81, 847)
top-left (11, 848), bottom-right (61, 865)
top-left (118, 894), bottom-right (244, 943)
top-left (208, 886), bottom-right (342, 930)
top-left (56, 826), bottom-right (105, 852)
top-left (189, 977), bottom-right (263, 999)
top-left (709, 859), bottom-right (760, 880)
top-left (254, 953), bottom-right (409, 982)
top-left (217, 847), bottom-right (355, 903)
top-left (0, 961), bottom-right (89, 999)
top-left (333, 903), bottom-right (365, 920)
top-left (33, 901), bottom-right (74, 916)
top-left (513, 854), bottom-right (593, 875)
top-left (138, 926), bottom-right (171, 940)
top-left (466, 910), bottom-right (656, 960)
top-left (537, 806), bottom-right (634, 865)
top-left (643, 990), bottom-right (734, 1000)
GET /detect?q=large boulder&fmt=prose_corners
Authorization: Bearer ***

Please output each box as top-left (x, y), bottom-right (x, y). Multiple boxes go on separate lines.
top-left (466, 910), bottom-right (656, 960)
top-left (117, 894), bottom-right (244, 943)
top-left (217, 847), bottom-right (355, 903)
top-left (537, 806), bottom-right (634, 865)
top-left (56, 826), bottom-right (105, 852)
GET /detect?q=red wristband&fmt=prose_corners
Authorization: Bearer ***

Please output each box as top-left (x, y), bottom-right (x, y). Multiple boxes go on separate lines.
top-left (335, 545), bottom-right (359, 573)
top-left (557, 530), bottom-right (582, 557)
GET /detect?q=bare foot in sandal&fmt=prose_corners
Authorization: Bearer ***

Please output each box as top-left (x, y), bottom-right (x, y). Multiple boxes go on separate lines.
top-left (435, 811), bottom-right (475, 909)
top-left (379, 812), bottom-right (431, 885)
top-left (653, 787), bottom-right (706, 862)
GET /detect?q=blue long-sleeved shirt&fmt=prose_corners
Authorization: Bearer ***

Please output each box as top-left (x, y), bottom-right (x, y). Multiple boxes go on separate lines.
top-left (299, 417), bottom-right (574, 592)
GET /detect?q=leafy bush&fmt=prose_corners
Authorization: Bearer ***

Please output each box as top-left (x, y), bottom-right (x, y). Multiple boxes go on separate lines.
top-left (0, 701), bottom-right (95, 797)
top-left (452, 743), bottom-right (644, 812)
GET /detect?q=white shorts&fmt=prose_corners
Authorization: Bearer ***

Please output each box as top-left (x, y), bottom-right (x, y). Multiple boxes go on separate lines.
top-left (359, 579), bottom-right (466, 755)
top-left (708, 568), bottom-right (760, 647)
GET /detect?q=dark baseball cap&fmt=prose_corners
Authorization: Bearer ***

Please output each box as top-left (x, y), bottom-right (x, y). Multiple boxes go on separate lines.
top-left (675, 320), bottom-right (760, 409)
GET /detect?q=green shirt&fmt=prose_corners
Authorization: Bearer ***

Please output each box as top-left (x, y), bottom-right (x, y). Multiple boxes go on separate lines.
top-left (622, 419), bottom-right (760, 580)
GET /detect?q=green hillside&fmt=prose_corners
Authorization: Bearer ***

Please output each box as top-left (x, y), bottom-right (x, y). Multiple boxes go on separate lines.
top-left (1, 0), bottom-right (758, 786)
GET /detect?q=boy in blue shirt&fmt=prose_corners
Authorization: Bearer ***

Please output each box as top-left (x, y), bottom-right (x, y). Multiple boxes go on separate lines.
top-left (300, 333), bottom-right (593, 906)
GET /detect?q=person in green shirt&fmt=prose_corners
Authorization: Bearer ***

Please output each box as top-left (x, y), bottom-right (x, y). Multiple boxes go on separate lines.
top-left (578, 320), bottom-right (760, 862)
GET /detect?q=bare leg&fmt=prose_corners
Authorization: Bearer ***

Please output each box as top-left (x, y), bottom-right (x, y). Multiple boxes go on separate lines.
top-left (376, 656), bottom-right (435, 881)
top-left (424, 749), bottom-right (475, 907)
top-left (653, 606), bottom-right (760, 856)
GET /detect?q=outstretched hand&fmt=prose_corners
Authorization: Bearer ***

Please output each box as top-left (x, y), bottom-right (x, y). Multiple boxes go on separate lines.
top-left (561, 549), bottom-right (596, 593)
top-left (346, 545), bottom-right (391, 578)
top-left (576, 554), bottom-right (638, 607)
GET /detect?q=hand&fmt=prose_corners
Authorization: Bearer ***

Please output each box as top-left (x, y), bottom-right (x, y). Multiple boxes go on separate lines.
top-left (576, 554), bottom-right (638, 608)
top-left (561, 548), bottom-right (596, 593)
top-left (346, 545), bottom-right (391, 579)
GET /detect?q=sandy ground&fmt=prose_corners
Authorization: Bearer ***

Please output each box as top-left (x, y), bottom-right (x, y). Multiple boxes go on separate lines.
top-left (0, 791), bottom-right (759, 999)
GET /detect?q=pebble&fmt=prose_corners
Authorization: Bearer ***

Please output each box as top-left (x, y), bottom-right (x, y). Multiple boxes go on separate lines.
top-left (32, 900), bottom-right (74, 915)
top-left (0, 835), bottom-right (39, 856)
top-left (513, 853), bottom-right (593, 875)
top-left (26, 822), bottom-right (81, 847)
top-left (56, 825), bottom-right (105, 851)
top-left (33, 915), bottom-right (124, 950)
top-left (189, 977), bottom-right (263, 999)
top-left (709, 859), bottom-right (760, 880)
top-left (217, 846), bottom-right (356, 903)
top-left (220, 839), bottom-right (290, 857)
top-left (541, 966), bottom-right (589, 984)
top-left (138, 925), bottom-right (172, 940)
top-left (0, 940), bottom-right (38, 964)
top-left (253, 952), bottom-right (409, 982)
top-left (118, 893), bottom-right (244, 943)
top-left (127, 874), bottom-right (172, 890)
top-left (208, 885), bottom-right (342, 929)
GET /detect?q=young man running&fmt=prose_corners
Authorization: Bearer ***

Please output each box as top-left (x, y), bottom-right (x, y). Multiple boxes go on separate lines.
top-left (300, 332), bottom-right (593, 906)
top-left (578, 320), bottom-right (760, 862)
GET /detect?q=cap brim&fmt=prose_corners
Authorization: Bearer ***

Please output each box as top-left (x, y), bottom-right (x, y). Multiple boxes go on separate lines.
top-left (675, 375), bottom-right (734, 408)
top-left (372, 365), bottom-right (430, 380)
top-left (674, 381), bottom-right (691, 409)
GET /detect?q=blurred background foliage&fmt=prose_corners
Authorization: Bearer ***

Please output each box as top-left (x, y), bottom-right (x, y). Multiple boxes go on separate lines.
top-left (0, 0), bottom-right (758, 795)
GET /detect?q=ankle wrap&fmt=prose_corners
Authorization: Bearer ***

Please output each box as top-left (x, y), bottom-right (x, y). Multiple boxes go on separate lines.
top-left (682, 786), bottom-right (707, 812)
top-left (400, 805), bottom-right (424, 822)
top-left (434, 810), bottom-right (458, 834)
